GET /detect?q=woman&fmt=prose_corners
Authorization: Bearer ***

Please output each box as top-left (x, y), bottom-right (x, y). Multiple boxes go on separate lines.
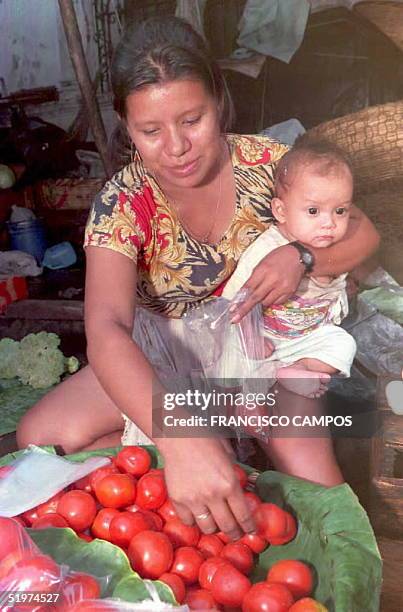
top-left (17, 17), bottom-right (379, 539)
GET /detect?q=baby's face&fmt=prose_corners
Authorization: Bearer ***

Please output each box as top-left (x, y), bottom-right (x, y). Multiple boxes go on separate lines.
top-left (276, 165), bottom-right (353, 248)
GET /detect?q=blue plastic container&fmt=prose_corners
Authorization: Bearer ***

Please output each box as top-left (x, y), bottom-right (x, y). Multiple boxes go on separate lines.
top-left (42, 241), bottom-right (77, 269)
top-left (7, 219), bottom-right (48, 264)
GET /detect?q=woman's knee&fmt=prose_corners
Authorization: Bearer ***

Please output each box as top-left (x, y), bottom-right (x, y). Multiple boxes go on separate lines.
top-left (262, 436), bottom-right (344, 486)
top-left (16, 404), bottom-right (88, 453)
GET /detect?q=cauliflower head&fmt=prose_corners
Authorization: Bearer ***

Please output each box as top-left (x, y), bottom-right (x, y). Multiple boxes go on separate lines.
top-left (16, 332), bottom-right (68, 389)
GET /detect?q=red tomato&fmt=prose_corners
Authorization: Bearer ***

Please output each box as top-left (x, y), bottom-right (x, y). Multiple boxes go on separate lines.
top-left (216, 531), bottom-right (231, 544)
top-left (158, 499), bottom-right (178, 522)
top-left (267, 560), bottom-right (314, 599)
top-left (61, 571), bottom-right (101, 604)
top-left (0, 550), bottom-right (25, 580)
top-left (244, 491), bottom-right (262, 514)
top-left (163, 518), bottom-right (201, 548)
top-left (94, 473), bottom-right (136, 509)
top-left (254, 503), bottom-right (288, 542)
top-left (240, 533), bottom-right (268, 554)
top-left (135, 472), bottom-right (167, 510)
top-left (242, 582), bottom-right (295, 612)
top-left (269, 512), bottom-right (297, 546)
top-left (128, 530), bottom-right (173, 579)
top-left (289, 597), bottom-right (328, 611)
top-left (20, 507), bottom-right (40, 526)
top-left (34, 491), bottom-right (65, 518)
top-left (159, 572), bottom-right (186, 604)
top-left (171, 546), bottom-right (205, 585)
top-left (74, 474), bottom-right (93, 493)
top-left (141, 509), bottom-right (164, 531)
top-left (88, 464), bottom-right (119, 490)
top-left (198, 534), bottom-right (224, 558)
top-left (148, 468), bottom-right (164, 477)
top-left (126, 510), bottom-right (156, 535)
top-left (233, 464), bottom-right (248, 489)
top-left (0, 517), bottom-right (26, 560)
top-left (32, 513), bottom-right (69, 529)
top-left (109, 511), bottom-right (147, 547)
top-left (58, 490), bottom-right (97, 532)
top-left (211, 563), bottom-right (251, 607)
top-left (78, 533), bottom-right (93, 542)
top-left (185, 587), bottom-right (220, 610)
top-left (220, 542), bottom-right (254, 575)
top-left (115, 446), bottom-right (152, 477)
top-left (91, 507), bottom-right (120, 541)
top-left (198, 557), bottom-right (229, 590)
top-left (6, 554), bottom-right (61, 592)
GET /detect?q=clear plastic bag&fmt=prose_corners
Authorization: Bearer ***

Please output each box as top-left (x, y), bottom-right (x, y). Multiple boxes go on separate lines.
top-left (183, 290), bottom-right (276, 442)
top-left (344, 295), bottom-right (403, 378)
top-left (65, 580), bottom-right (189, 611)
top-left (0, 516), bottom-right (110, 612)
top-left (0, 446), bottom-right (111, 517)
top-left (359, 266), bottom-right (403, 325)
top-left (184, 289), bottom-right (273, 388)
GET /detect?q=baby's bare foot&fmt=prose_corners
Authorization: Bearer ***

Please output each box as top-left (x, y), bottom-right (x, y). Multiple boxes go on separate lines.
top-left (277, 366), bottom-right (331, 398)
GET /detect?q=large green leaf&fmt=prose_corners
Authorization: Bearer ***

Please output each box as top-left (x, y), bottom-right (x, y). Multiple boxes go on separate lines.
top-left (0, 379), bottom-right (51, 436)
top-left (253, 471), bottom-right (382, 612)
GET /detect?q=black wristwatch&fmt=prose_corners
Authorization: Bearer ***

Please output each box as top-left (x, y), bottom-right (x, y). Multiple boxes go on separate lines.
top-left (289, 241), bottom-right (315, 273)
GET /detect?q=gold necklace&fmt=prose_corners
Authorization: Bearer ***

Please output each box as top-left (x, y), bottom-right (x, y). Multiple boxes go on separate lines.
top-left (178, 168), bottom-right (223, 244)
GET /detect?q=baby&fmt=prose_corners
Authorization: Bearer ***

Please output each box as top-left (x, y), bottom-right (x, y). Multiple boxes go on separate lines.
top-left (221, 136), bottom-right (357, 398)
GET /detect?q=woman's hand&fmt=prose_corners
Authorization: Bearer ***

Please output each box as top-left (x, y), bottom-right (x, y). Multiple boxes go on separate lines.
top-left (159, 437), bottom-right (255, 539)
top-left (231, 244), bottom-right (304, 323)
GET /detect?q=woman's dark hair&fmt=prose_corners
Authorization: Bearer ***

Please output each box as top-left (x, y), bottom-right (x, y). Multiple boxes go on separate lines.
top-left (109, 16), bottom-right (234, 171)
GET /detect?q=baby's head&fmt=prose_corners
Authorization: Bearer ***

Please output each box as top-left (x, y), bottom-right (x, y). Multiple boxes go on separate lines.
top-left (272, 136), bottom-right (354, 248)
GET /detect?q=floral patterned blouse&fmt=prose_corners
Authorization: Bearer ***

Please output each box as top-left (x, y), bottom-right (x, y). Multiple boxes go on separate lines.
top-left (84, 133), bottom-right (288, 318)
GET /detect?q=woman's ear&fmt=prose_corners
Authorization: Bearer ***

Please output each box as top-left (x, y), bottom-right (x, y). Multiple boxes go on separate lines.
top-left (270, 197), bottom-right (287, 223)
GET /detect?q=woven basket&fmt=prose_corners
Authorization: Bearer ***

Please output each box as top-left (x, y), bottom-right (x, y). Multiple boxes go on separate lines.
top-left (354, 1), bottom-right (403, 52)
top-left (354, 187), bottom-right (403, 283)
top-left (307, 99), bottom-right (403, 194)
top-left (35, 178), bottom-right (104, 211)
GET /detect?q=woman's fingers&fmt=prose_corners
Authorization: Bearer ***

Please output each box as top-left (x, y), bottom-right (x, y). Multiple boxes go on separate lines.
top-left (208, 500), bottom-right (243, 541)
top-left (227, 487), bottom-right (256, 535)
top-left (192, 507), bottom-right (217, 534)
top-left (173, 501), bottom-right (197, 526)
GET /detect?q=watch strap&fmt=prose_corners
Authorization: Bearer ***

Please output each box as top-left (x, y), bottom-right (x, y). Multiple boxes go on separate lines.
top-left (289, 241), bottom-right (315, 273)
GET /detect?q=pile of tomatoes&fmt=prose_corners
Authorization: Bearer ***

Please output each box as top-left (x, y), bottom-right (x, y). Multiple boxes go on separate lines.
top-left (5, 446), bottom-right (328, 611)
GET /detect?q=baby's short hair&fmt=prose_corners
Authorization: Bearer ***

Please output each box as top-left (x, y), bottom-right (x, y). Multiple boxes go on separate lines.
top-left (275, 134), bottom-right (353, 196)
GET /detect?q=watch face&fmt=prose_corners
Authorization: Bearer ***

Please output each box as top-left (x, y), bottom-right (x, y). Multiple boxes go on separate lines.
top-left (302, 251), bottom-right (314, 266)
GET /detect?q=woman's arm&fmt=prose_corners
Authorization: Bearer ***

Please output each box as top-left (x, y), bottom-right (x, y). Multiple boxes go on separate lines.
top-left (85, 247), bottom-right (254, 539)
top-left (231, 207), bottom-right (380, 322)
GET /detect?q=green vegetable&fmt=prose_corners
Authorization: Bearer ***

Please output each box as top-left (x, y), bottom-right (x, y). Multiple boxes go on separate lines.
top-left (0, 379), bottom-right (50, 436)
top-left (0, 332), bottom-right (79, 389)
top-left (0, 338), bottom-right (21, 379)
top-left (65, 355), bottom-right (80, 374)
top-left (0, 164), bottom-right (16, 189)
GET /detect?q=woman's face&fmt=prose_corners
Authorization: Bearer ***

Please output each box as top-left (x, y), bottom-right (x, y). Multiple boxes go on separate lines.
top-left (125, 79), bottom-right (222, 191)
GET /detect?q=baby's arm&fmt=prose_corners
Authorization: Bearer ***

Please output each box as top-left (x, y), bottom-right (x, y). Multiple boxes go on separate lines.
top-left (223, 231), bottom-right (279, 300)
